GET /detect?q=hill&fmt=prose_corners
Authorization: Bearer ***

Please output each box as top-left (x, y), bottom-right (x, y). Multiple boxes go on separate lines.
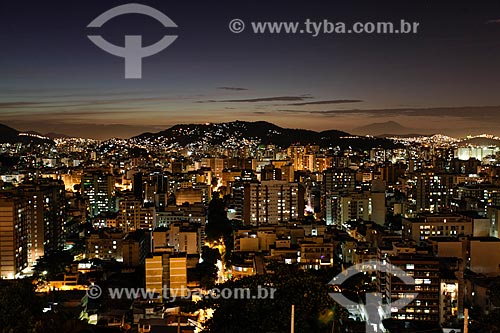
top-left (353, 121), bottom-right (429, 136)
top-left (0, 124), bottom-right (54, 145)
top-left (459, 137), bottom-right (500, 147)
top-left (132, 120), bottom-right (397, 149)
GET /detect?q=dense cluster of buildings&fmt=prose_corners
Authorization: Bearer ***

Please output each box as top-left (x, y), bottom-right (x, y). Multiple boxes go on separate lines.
top-left (1, 132), bottom-right (500, 331)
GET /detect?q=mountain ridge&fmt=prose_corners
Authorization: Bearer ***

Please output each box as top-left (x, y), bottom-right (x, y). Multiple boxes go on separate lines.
top-left (353, 121), bottom-right (430, 136)
top-left (132, 120), bottom-right (397, 149)
top-left (0, 124), bottom-right (54, 145)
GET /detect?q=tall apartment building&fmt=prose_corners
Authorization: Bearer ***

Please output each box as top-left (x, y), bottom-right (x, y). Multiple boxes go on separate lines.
top-left (86, 230), bottom-right (124, 261)
top-left (261, 164), bottom-right (282, 181)
top-left (287, 146), bottom-right (306, 171)
top-left (117, 197), bottom-right (156, 232)
top-left (323, 168), bottom-right (357, 225)
top-left (339, 192), bottom-right (372, 223)
top-left (487, 206), bottom-right (500, 237)
top-left (303, 154), bottom-right (316, 172)
top-left (122, 231), bottom-right (149, 266)
top-left (324, 193), bottom-right (341, 226)
top-left (412, 171), bottom-right (453, 214)
top-left (155, 204), bottom-right (206, 228)
top-left (20, 179), bottom-right (66, 267)
top-left (167, 223), bottom-right (201, 255)
top-left (82, 172), bottom-right (115, 217)
top-left (384, 255), bottom-right (441, 322)
top-left (380, 162), bottom-right (407, 185)
top-left (324, 190), bottom-right (385, 226)
top-left (456, 184), bottom-right (500, 216)
top-left (323, 168), bottom-right (357, 193)
top-left (200, 157), bottom-right (225, 178)
top-left (145, 255), bottom-right (163, 299)
top-left (280, 164), bottom-right (295, 183)
top-left (371, 179), bottom-right (386, 226)
top-left (314, 156), bottom-right (332, 173)
top-left (86, 229), bottom-right (149, 266)
top-left (402, 213), bottom-right (489, 242)
top-left (229, 181), bottom-right (245, 221)
top-left (175, 188), bottom-right (203, 205)
top-left (152, 223), bottom-right (202, 255)
top-left (145, 253), bottom-right (188, 300)
top-left (133, 172), bottom-right (169, 209)
top-left (299, 238), bottom-right (335, 269)
top-left (0, 179), bottom-right (67, 277)
top-left (243, 180), bottom-right (304, 225)
top-left (0, 193), bottom-right (30, 279)
top-left (378, 244), bottom-right (464, 327)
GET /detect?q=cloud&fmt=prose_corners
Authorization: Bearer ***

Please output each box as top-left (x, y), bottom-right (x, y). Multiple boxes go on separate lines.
top-left (1, 120), bottom-right (170, 140)
top-left (0, 95), bottom-right (199, 111)
top-left (486, 19), bottom-right (500, 24)
top-left (287, 99), bottom-right (363, 106)
top-left (275, 109), bottom-right (311, 114)
top-left (0, 107), bottom-right (158, 119)
top-left (1, 97), bottom-right (361, 109)
top-left (198, 96), bottom-right (313, 103)
top-left (217, 87), bottom-right (248, 91)
top-left (0, 102), bottom-right (48, 108)
top-left (275, 105), bottom-right (500, 120)
top-left (196, 100), bottom-right (218, 103)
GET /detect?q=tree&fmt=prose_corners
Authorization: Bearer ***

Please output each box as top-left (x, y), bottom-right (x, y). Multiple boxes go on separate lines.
top-left (385, 212), bottom-right (402, 231)
top-left (303, 213), bottom-right (316, 224)
top-left (33, 250), bottom-right (74, 280)
top-left (0, 279), bottom-right (97, 333)
top-left (0, 279), bottom-right (41, 333)
top-left (34, 310), bottom-right (92, 333)
top-left (489, 278), bottom-right (500, 308)
top-left (197, 264), bottom-right (340, 333)
top-left (468, 279), bottom-right (500, 333)
top-left (205, 192), bottom-right (232, 242)
top-left (195, 246), bottom-right (221, 289)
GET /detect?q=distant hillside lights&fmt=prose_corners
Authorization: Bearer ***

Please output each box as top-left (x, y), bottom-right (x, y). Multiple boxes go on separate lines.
top-left (18, 132), bottom-right (50, 140)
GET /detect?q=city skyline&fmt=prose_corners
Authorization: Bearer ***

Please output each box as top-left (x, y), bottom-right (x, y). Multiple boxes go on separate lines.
top-left (3, 2), bottom-right (500, 332)
top-left (2, 1), bottom-right (500, 138)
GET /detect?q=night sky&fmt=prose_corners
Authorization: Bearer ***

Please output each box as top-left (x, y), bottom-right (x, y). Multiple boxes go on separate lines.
top-left (1, 1), bottom-right (500, 139)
